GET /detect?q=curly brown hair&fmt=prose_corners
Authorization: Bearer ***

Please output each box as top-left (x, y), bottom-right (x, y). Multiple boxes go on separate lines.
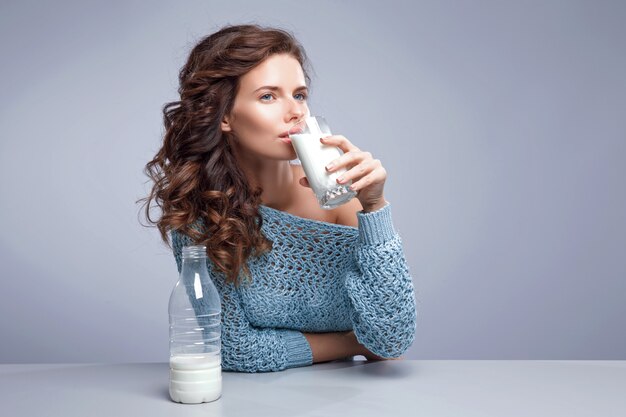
top-left (137, 24), bottom-right (312, 287)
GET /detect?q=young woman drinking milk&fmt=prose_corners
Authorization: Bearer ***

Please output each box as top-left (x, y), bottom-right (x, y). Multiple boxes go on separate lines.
top-left (140, 24), bottom-right (417, 372)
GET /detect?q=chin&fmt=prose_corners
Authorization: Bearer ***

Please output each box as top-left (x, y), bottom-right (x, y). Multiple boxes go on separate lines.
top-left (262, 147), bottom-right (297, 162)
top-left (277, 143), bottom-right (297, 157)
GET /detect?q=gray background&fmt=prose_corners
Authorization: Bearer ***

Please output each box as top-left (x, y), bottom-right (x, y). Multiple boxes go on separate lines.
top-left (0, 0), bottom-right (624, 363)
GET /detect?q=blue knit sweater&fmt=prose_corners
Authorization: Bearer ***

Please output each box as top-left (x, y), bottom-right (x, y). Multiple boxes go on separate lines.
top-left (170, 201), bottom-right (417, 373)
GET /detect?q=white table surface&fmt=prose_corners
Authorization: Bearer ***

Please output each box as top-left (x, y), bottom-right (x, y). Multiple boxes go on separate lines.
top-left (1, 360), bottom-right (625, 416)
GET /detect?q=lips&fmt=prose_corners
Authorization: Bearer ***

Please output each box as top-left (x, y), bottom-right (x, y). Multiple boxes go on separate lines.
top-left (278, 124), bottom-right (304, 144)
top-left (280, 125), bottom-right (304, 137)
top-left (278, 131), bottom-right (293, 144)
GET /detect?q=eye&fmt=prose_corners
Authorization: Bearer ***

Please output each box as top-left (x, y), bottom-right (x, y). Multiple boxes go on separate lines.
top-left (260, 93), bottom-right (274, 101)
top-left (295, 93), bottom-right (308, 101)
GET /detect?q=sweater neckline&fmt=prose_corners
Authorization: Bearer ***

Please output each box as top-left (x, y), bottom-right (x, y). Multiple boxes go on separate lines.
top-left (259, 204), bottom-right (358, 231)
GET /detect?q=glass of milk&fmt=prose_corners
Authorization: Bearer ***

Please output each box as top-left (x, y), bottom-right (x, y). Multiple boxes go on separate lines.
top-left (288, 116), bottom-right (357, 209)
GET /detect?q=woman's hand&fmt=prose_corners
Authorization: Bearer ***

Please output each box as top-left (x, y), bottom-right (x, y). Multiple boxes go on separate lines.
top-left (300, 135), bottom-right (388, 213)
top-left (322, 135), bottom-right (387, 212)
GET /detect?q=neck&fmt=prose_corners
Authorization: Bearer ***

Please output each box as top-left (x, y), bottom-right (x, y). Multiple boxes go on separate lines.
top-left (231, 144), bottom-right (295, 210)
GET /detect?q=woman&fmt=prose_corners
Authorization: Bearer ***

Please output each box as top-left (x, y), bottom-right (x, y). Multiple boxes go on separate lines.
top-left (140, 24), bottom-right (417, 373)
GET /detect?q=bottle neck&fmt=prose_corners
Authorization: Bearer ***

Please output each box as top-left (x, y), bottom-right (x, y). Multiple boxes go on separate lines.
top-left (180, 245), bottom-right (209, 281)
top-left (181, 258), bottom-right (207, 276)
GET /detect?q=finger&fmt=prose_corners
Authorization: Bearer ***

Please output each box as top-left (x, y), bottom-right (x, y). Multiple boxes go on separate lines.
top-left (349, 168), bottom-right (384, 192)
top-left (320, 135), bottom-right (360, 153)
top-left (326, 151), bottom-right (372, 173)
top-left (335, 159), bottom-right (375, 185)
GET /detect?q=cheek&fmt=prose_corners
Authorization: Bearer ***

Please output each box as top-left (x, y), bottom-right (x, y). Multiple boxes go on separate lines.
top-left (238, 103), bottom-right (280, 136)
top-left (251, 103), bottom-right (283, 128)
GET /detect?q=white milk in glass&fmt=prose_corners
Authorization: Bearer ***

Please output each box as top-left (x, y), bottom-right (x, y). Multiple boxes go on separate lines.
top-left (290, 131), bottom-right (355, 208)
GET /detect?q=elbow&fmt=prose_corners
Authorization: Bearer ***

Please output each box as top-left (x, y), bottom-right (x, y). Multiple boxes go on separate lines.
top-left (364, 324), bottom-right (416, 359)
top-left (378, 324), bottom-right (416, 358)
top-left (354, 306), bottom-right (417, 359)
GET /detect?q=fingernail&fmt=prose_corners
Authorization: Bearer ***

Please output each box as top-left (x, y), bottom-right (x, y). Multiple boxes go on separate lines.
top-left (320, 137), bottom-right (326, 142)
top-left (326, 163), bottom-right (334, 171)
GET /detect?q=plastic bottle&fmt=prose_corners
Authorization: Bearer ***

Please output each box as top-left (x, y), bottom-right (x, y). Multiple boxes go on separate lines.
top-left (168, 245), bottom-right (222, 404)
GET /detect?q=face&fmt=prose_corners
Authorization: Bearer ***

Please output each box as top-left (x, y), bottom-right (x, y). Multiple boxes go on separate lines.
top-left (221, 53), bottom-right (310, 161)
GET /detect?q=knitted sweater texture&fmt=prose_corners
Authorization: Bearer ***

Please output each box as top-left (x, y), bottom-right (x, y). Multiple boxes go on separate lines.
top-left (171, 201), bottom-right (417, 373)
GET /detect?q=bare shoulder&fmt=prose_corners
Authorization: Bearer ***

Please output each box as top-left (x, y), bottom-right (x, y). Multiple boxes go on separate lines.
top-left (334, 197), bottom-right (363, 227)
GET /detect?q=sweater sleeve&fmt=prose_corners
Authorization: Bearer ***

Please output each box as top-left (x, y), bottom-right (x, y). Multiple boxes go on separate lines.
top-left (344, 202), bottom-right (417, 358)
top-left (170, 230), bottom-right (313, 373)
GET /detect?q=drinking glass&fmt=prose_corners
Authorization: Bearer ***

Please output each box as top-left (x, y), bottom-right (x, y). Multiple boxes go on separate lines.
top-left (288, 116), bottom-right (357, 209)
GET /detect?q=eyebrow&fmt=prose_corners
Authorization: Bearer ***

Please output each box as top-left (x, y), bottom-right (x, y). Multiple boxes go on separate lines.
top-left (253, 85), bottom-right (308, 93)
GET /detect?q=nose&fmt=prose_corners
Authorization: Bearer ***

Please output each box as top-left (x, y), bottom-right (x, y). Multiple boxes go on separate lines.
top-left (285, 99), bottom-right (307, 125)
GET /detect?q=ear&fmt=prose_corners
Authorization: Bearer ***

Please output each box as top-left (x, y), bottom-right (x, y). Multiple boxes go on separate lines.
top-left (221, 115), bottom-right (232, 133)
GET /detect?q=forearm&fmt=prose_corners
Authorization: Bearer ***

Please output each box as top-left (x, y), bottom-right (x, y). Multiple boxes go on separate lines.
top-left (303, 330), bottom-right (363, 363)
top-left (347, 202), bottom-right (417, 358)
